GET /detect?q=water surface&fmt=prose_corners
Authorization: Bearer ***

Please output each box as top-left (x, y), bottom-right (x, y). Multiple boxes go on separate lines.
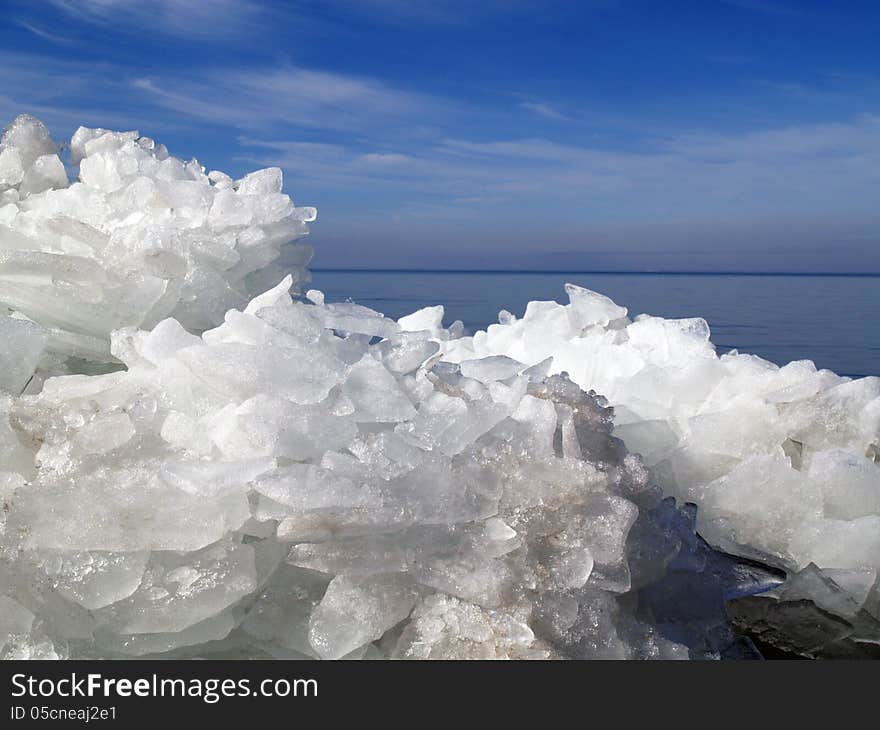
top-left (310, 270), bottom-right (880, 378)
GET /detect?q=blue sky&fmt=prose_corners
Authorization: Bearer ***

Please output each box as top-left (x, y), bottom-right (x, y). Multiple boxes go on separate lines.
top-left (2, 0), bottom-right (879, 271)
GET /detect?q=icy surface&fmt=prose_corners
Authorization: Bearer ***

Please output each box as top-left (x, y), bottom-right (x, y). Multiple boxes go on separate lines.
top-left (1, 116), bottom-right (875, 660)
top-left (0, 272), bottom-right (749, 659)
top-left (0, 114), bottom-right (315, 375)
top-left (440, 284), bottom-right (880, 648)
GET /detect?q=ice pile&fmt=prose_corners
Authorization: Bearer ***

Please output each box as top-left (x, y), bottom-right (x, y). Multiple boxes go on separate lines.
top-left (440, 285), bottom-right (880, 656)
top-left (0, 114), bottom-right (315, 373)
top-left (3, 116), bottom-right (754, 661)
top-left (1, 115), bottom-right (874, 660)
top-left (0, 273), bottom-right (772, 660)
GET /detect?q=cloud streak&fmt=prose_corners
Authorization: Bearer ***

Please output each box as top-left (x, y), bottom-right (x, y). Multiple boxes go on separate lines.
top-left (46, 0), bottom-right (268, 39)
top-left (236, 113), bottom-right (880, 232)
top-left (132, 65), bottom-right (443, 136)
top-left (519, 101), bottom-right (568, 120)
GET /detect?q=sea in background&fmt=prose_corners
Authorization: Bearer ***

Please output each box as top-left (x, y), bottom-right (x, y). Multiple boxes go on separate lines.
top-left (310, 270), bottom-right (880, 378)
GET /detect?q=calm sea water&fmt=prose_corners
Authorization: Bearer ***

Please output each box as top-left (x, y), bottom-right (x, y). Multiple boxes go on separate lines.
top-left (309, 270), bottom-right (880, 378)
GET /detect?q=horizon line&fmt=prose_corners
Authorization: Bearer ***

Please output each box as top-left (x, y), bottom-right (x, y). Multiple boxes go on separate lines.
top-left (310, 268), bottom-right (880, 277)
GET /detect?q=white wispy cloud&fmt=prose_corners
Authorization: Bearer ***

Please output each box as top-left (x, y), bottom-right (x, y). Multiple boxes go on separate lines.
top-left (443, 115), bottom-right (880, 215)
top-left (237, 112), bottom-right (880, 227)
top-left (358, 152), bottom-right (415, 165)
top-left (46, 0), bottom-right (268, 39)
top-left (519, 101), bottom-right (568, 120)
top-left (299, 0), bottom-right (568, 27)
top-left (133, 65), bottom-right (441, 135)
top-left (39, 0), bottom-right (559, 39)
top-left (0, 51), bottom-right (143, 132)
top-left (14, 19), bottom-right (79, 45)
top-left (663, 115), bottom-right (880, 160)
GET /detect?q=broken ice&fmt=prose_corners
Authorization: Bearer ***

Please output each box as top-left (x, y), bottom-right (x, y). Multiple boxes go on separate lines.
top-left (0, 114), bottom-right (315, 371)
top-left (1, 115), bottom-right (876, 660)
